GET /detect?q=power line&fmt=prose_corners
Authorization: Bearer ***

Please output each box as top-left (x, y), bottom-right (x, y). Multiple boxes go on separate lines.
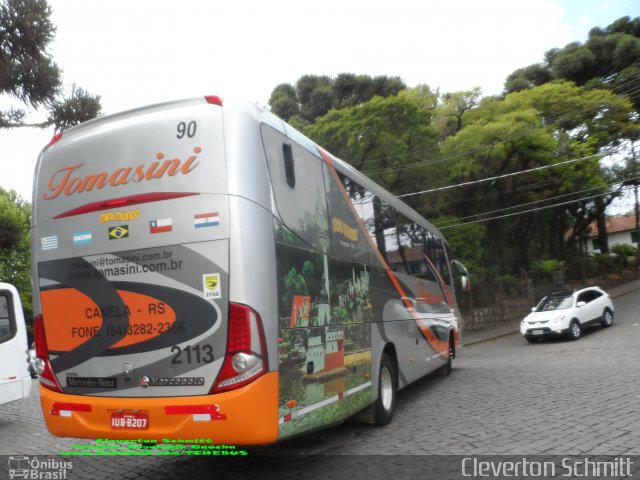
top-left (436, 187), bottom-right (606, 227)
top-left (435, 186), bottom-right (634, 230)
top-left (435, 175), bottom-right (640, 228)
top-left (444, 144), bottom-right (634, 207)
top-left (397, 151), bottom-right (615, 198)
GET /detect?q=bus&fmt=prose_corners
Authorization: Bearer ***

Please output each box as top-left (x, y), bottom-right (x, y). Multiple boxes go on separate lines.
top-left (31, 96), bottom-right (469, 444)
top-left (0, 283), bottom-right (32, 406)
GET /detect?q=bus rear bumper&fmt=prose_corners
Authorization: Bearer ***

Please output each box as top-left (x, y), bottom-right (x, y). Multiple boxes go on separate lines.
top-left (39, 371), bottom-right (279, 445)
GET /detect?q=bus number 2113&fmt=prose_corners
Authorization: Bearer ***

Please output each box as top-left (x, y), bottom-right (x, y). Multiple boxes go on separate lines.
top-left (170, 344), bottom-right (214, 364)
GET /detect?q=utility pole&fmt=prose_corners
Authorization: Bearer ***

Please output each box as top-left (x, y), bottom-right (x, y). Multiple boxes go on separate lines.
top-left (634, 142), bottom-right (640, 271)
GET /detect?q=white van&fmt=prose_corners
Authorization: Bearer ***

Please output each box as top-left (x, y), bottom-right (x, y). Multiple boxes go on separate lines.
top-left (0, 283), bottom-right (31, 405)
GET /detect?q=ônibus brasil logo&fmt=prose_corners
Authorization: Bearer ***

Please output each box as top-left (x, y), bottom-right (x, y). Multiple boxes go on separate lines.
top-left (8, 456), bottom-right (72, 479)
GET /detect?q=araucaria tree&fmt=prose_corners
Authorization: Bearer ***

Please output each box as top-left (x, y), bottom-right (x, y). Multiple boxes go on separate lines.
top-left (0, 0), bottom-right (101, 131)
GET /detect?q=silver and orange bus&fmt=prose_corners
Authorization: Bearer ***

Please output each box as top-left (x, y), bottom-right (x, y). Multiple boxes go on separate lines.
top-left (31, 96), bottom-right (469, 444)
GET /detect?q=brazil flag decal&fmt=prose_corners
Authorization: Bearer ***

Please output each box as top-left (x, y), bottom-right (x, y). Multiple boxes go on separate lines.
top-left (109, 225), bottom-right (129, 240)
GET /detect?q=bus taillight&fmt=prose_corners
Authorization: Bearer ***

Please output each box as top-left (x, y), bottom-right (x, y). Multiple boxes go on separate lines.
top-left (205, 95), bottom-right (223, 106)
top-left (45, 132), bottom-right (63, 150)
top-left (211, 303), bottom-right (268, 393)
top-left (34, 315), bottom-right (63, 393)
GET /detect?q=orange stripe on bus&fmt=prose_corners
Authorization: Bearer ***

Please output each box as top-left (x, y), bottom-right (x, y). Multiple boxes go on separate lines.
top-left (41, 289), bottom-right (176, 351)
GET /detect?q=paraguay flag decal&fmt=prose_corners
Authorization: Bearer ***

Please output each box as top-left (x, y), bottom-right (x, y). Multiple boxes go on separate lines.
top-left (194, 212), bottom-right (219, 228)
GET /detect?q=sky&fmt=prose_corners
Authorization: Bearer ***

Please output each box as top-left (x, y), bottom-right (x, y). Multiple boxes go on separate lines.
top-left (0, 0), bottom-right (638, 203)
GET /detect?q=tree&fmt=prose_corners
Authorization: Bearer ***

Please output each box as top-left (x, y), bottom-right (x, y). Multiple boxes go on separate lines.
top-left (0, 0), bottom-right (101, 131)
top-left (504, 16), bottom-right (640, 111)
top-left (0, 190), bottom-right (23, 248)
top-left (0, 188), bottom-right (32, 321)
top-left (431, 87), bottom-right (482, 142)
top-left (504, 17), bottom-right (640, 253)
top-left (303, 93), bottom-right (437, 201)
top-left (439, 81), bottom-right (637, 276)
top-left (434, 215), bottom-right (486, 281)
top-left (268, 73), bottom-right (406, 126)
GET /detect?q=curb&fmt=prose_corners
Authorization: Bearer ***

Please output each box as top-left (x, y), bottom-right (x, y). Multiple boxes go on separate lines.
top-left (463, 329), bottom-right (519, 347)
top-left (610, 285), bottom-right (640, 299)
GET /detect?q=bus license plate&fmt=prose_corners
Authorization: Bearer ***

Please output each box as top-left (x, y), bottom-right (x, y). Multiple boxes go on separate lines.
top-left (111, 412), bottom-right (149, 430)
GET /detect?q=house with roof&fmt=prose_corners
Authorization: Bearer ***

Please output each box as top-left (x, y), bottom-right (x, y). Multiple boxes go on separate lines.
top-left (386, 246), bottom-right (427, 276)
top-left (586, 214), bottom-right (639, 253)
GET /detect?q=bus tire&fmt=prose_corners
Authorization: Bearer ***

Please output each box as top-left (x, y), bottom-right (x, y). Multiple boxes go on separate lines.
top-left (374, 353), bottom-right (397, 426)
top-left (435, 336), bottom-right (454, 376)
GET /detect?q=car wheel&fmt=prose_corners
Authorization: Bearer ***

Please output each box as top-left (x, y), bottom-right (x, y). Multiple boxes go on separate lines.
top-left (566, 320), bottom-right (581, 340)
top-left (374, 352), bottom-right (397, 426)
top-left (525, 335), bottom-right (537, 343)
top-left (601, 309), bottom-right (614, 328)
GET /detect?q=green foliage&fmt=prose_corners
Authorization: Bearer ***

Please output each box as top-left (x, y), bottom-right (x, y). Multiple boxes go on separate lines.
top-left (304, 94), bottom-right (436, 196)
top-left (590, 252), bottom-right (616, 276)
top-left (282, 267), bottom-right (308, 313)
top-left (504, 16), bottom-right (640, 111)
top-left (330, 306), bottom-right (348, 324)
top-left (0, 0), bottom-right (101, 130)
top-left (268, 73), bottom-right (406, 125)
top-left (504, 64), bottom-right (552, 93)
top-left (439, 80), bottom-right (636, 273)
top-left (301, 260), bottom-right (315, 279)
top-left (434, 215), bottom-right (485, 280)
top-left (269, 83), bottom-right (299, 121)
top-left (611, 243), bottom-right (635, 257)
top-left (610, 243), bottom-right (636, 268)
top-left (47, 84), bottom-right (102, 132)
top-left (0, 188), bottom-right (32, 321)
top-left (532, 259), bottom-right (566, 282)
top-left (430, 88), bottom-right (482, 141)
top-left (532, 259), bottom-right (565, 274)
top-left (0, 192), bottom-right (23, 248)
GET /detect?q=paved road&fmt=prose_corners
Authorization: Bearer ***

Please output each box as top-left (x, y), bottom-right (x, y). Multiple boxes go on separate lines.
top-left (1, 286), bottom-right (638, 479)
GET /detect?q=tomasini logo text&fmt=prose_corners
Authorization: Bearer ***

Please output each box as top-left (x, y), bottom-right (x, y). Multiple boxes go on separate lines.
top-left (43, 147), bottom-right (201, 200)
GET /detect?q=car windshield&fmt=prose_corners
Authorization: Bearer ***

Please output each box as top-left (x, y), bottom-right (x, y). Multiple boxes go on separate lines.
top-left (535, 294), bottom-right (573, 312)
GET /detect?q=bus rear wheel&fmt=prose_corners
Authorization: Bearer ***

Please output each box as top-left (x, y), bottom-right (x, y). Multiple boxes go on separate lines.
top-left (436, 335), bottom-right (454, 376)
top-left (374, 353), bottom-right (397, 426)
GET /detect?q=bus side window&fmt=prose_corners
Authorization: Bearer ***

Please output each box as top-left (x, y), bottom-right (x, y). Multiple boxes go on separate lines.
top-left (262, 124), bottom-right (330, 252)
top-left (393, 218), bottom-right (452, 311)
top-left (0, 293), bottom-right (15, 343)
top-left (323, 166), bottom-right (378, 266)
top-left (334, 171), bottom-right (396, 266)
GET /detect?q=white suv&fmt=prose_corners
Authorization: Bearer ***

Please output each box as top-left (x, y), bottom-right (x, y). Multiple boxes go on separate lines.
top-left (520, 287), bottom-right (614, 343)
